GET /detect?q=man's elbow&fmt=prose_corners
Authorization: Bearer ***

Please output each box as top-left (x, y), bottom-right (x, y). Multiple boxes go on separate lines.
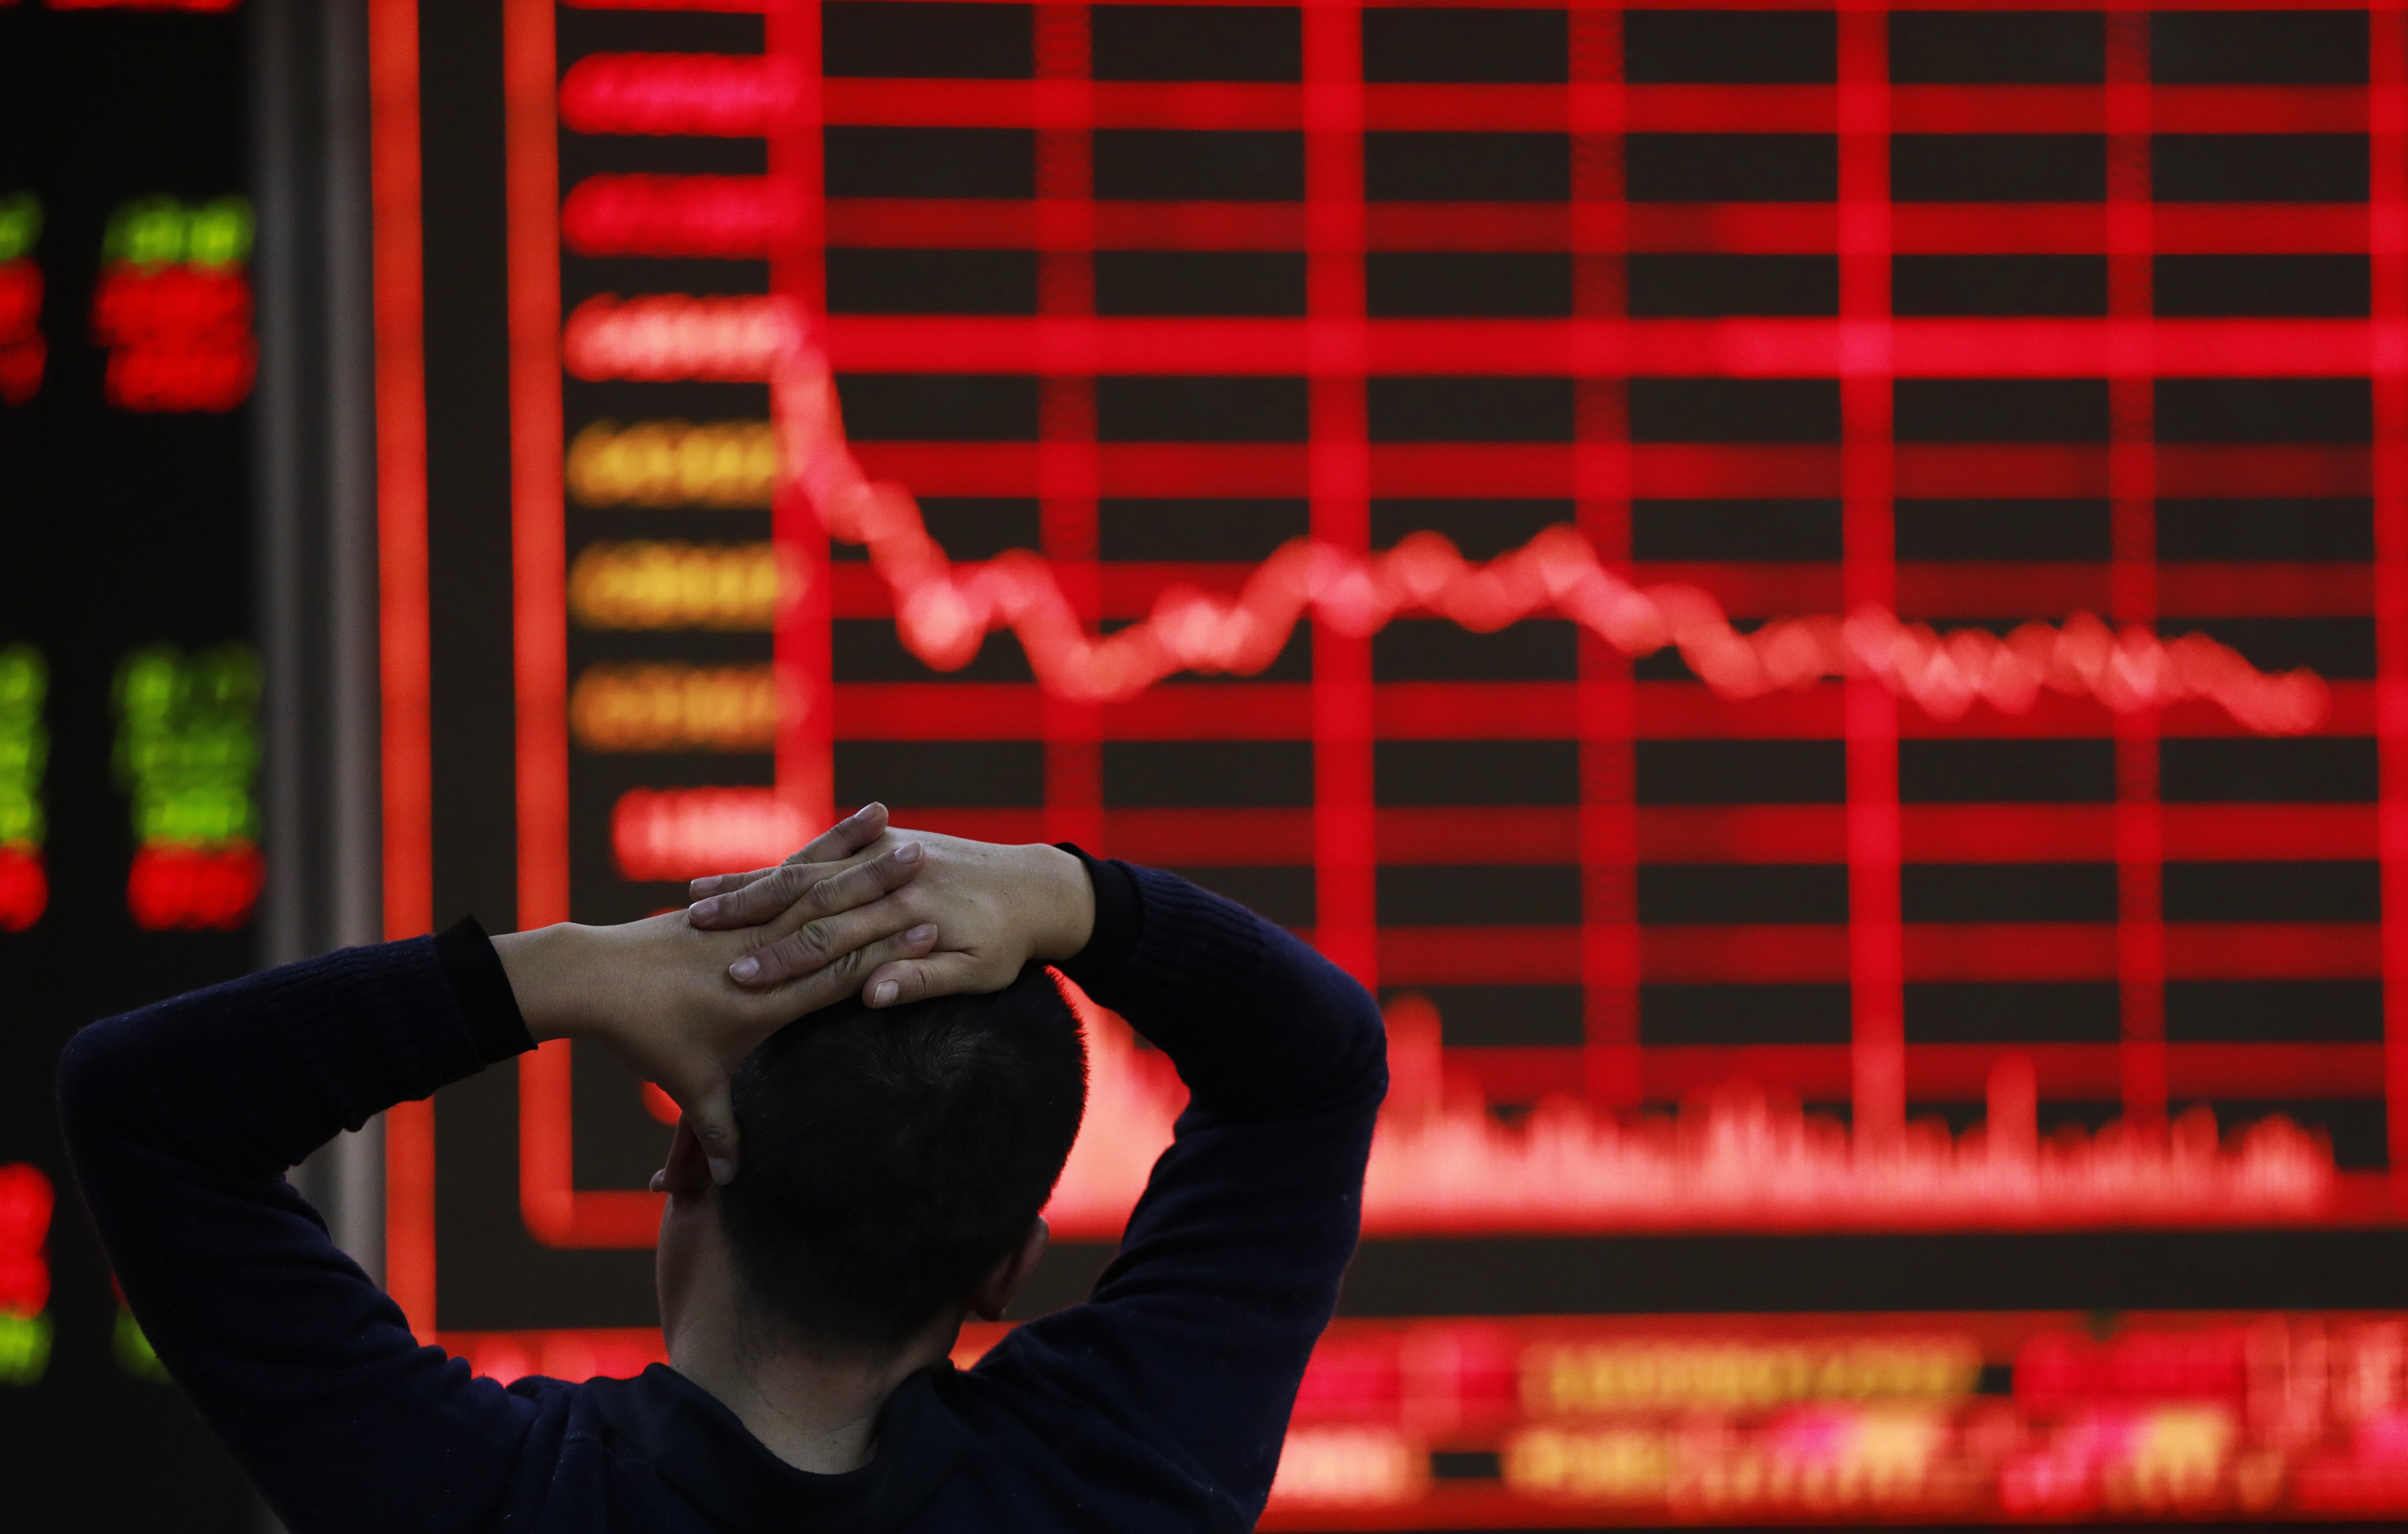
top-left (54, 1015), bottom-right (143, 1151)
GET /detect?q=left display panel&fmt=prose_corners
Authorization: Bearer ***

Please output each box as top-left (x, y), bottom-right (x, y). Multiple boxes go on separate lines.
top-left (0, 3), bottom-right (265, 1528)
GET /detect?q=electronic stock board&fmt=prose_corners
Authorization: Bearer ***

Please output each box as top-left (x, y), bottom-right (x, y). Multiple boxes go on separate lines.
top-left (391, 0), bottom-right (2408, 1526)
top-left (0, 0), bottom-right (266, 1528)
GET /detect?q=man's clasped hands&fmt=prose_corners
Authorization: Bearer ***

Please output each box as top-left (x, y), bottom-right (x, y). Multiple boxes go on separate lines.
top-left (488, 805), bottom-right (1097, 1186)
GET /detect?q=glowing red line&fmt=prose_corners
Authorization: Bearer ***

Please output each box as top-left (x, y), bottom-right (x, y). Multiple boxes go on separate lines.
top-left (367, 0), bottom-right (435, 1339)
top-left (773, 386), bottom-right (2327, 747)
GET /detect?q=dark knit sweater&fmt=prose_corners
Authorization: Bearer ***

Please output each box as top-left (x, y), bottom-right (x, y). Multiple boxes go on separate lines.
top-left (56, 861), bottom-right (1386, 1534)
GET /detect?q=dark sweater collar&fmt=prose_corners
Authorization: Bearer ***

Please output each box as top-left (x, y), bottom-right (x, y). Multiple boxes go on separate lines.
top-left (587, 1362), bottom-right (971, 1533)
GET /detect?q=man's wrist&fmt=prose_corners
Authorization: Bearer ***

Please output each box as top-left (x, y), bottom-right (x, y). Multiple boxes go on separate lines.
top-left (1028, 843), bottom-right (1096, 963)
top-left (491, 923), bottom-right (592, 1044)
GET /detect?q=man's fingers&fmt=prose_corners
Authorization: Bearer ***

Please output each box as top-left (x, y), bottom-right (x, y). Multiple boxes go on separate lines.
top-left (685, 805), bottom-right (887, 900)
top-left (785, 802), bottom-right (888, 866)
top-left (698, 839), bottom-right (924, 934)
top-left (680, 1088), bottom-right (741, 1186)
top-left (730, 895), bottom-right (936, 987)
top-left (860, 951), bottom-right (988, 1009)
top-left (688, 865), bottom-right (778, 899)
top-left (752, 923), bottom-right (943, 1013)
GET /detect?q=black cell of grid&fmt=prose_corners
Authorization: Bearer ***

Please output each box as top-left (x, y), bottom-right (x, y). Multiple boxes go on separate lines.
top-left (826, 249), bottom-right (1036, 315)
top-left (1365, 132), bottom-right (1570, 202)
top-left (1902, 863), bottom-right (2118, 923)
top-left (1892, 256), bottom-right (2106, 317)
top-left (1093, 5), bottom-right (1300, 81)
top-left (1429, 1450), bottom-right (1508, 1482)
top-left (2153, 135), bottom-right (2368, 203)
top-left (835, 741), bottom-right (1042, 807)
top-left (1626, 255), bottom-right (1838, 317)
top-left (1103, 740), bottom-right (1313, 806)
top-left (560, 131), bottom-right (763, 180)
top-left (2160, 738), bottom-right (2378, 803)
top-left (833, 374), bottom-right (1037, 439)
top-left (1374, 619), bottom-right (1576, 682)
top-left (2156, 499), bottom-right (2372, 561)
top-left (2156, 378), bottom-right (2371, 443)
top-left (1096, 376), bottom-right (1308, 442)
top-left (1369, 378), bottom-right (1573, 443)
top-left (1166, 864), bottom-right (1314, 926)
top-left (1630, 379), bottom-right (1841, 444)
top-left (2152, 10), bottom-right (2367, 86)
top-left (1094, 130), bottom-right (1304, 200)
top-left (1362, 6), bottom-right (1565, 83)
top-left (2164, 860), bottom-right (2381, 923)
top-left (1905, 982), bottom-right (2122, 1044)
top-left (1379, 864), bottom-right (1582, 927)
top-left (1367, 253), bottom-right (1572, 318)
top-left (1894, 379), bottom-right (2108, 443)
top-left (1405, 985), bottom-right (1586, 1047)
top-left (1624, 10), bottom-right (1834, 84)
top-left (2183, 617), bottom-right (2374, 680)
top-left (1633, 500), bottom-right (1843, 562)
top-left (824, 127), bottom-right (1033, 198)
top-left (1889, 11), bottom-right (2102, 84)
top-left (833, 618), bottom-right (1032, 682)
top-left (2155, 256), bottom-right (2369, 318)
top-left (1101, 498), bottom-right (1308, 561)
top-left (1637, 741), bottom-right (1846, 805)
top-left (1891, 136), bottom-right (2104, 203)
top-left (1625, 135), bottom-right (1838, 203)
top-left (559, 8), bottom-right (761, 56)
top-left (920, 498), bottom-right (1040, 559)
top-left (1640, 864), bottom-right (1847, 925)
top-left (2167, 979), bottom-right (2383, 1043)
top-left (2197, 1101), bottom-right (2388, 1169)
top-left (1640, 983), bottom-right (1853, 1046)
top-left (1377, 740), bottom-right (1579, 805)
top-left (1895, 500), bottom-right (2110, 561)
top-left (1900, 740), bottom-right (2116, 803)
top-left (1096, 251), bottom-right (1305, 316)
top-left (1374, 499), bottom-right (1570, 560)
top-left (823, 1), bottom-right (1032, 78)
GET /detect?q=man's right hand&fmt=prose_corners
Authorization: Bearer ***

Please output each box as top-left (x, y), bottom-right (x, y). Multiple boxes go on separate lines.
top-left (491, 805), bottom-right (940, 1183)
top-left (688, 826), bottom-right (1096, 1009)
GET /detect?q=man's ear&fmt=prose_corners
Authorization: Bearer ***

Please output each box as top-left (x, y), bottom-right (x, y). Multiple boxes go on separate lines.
top-left (653, 1118), bottom-right (716, 1200)
top-left (966, 1219), bottom-right (1047, 1322)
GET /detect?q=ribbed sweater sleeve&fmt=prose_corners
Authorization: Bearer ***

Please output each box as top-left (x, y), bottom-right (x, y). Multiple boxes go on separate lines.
top-left (55, 936), bottom-right (541, 1534)
top-left (979, 864), bottom-right (1387, 1528)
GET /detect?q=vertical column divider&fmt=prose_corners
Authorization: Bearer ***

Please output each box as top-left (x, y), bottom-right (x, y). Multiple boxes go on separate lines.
top-left (2106, 9), bottom-right (2165, 1129)
top-left (1305, 1), bottom-right (1374, 988)
top-left (2371, 7), bottom-right (2408, 1196)
top-left (1037, 3), bottom-right (1104, 851)
top-left (1572, 7), bottom-right (1637, 1110)
top-left (1839, 3), bottom-right (1901, 1145)
top-left (770, 0), bottom-right (833, 834)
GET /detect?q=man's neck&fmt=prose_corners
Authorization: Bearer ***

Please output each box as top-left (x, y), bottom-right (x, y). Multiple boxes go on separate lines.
top-left (670, 1318), bottom-right (953, 1475)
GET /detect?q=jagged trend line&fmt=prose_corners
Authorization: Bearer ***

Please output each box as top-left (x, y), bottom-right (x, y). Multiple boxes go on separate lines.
top-left (761, 343), bottom-right (2328, 734)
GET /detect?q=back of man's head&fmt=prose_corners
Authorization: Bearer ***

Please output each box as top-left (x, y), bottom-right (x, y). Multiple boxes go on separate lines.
top-left (720, 964), bottom-right (1088, 1357)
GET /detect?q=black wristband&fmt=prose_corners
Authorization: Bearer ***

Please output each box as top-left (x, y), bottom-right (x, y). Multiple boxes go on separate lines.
top-left (1054, 843), bottom-right (1142, 985)
top-left (433, 915), bottom-right (538, 1064)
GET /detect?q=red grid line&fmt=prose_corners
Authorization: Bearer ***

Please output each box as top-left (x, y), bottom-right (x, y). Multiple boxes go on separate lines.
top-left (825, 197), bottom-right (2389, 253)
top-left (1837, 8), bottom-right (1902, 1143)
top-left (2106, 10), bottom-right (2164, 1128)
top-left (807, 78), bottom-right (2386, 134)
top-left (1306, 2), bottom-right (1377, 987)
top-left (2375, 8), bottom-right (2408, 1191)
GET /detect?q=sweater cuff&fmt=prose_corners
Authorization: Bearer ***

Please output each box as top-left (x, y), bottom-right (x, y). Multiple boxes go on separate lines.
top-left (1055, 843), bottom-right (1142, 989)
top-left (433, 916), bottom-right (536, 1064)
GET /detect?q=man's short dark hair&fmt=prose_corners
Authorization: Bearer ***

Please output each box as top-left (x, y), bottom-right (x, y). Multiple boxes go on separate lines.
top-left (720, 964), bottom-right (1088, 1356)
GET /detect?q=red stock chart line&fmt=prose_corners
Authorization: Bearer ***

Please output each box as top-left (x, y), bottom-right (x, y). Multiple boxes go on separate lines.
top-left (492, 0), bottom-right (2408, 1259)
